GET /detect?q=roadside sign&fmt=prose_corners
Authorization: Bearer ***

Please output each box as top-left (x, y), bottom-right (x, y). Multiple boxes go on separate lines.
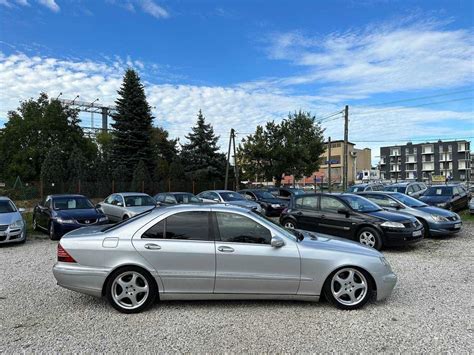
top-left (431, 175), bottom-right (445, 183)
top-left (326, 159), bottom-right (339, 164)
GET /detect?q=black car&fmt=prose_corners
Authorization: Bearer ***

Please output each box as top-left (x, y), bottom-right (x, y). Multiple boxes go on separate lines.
top-left (279, 193), bottom-right (423, 250)
top-left (154, 192), bottom-right (202, 205)
top-left (238, 189), bottom-right (288, 216)
top-left (33, 194), bottom-right (109, 240)
top-left (266, 187), bottom-right (306, 201)
top-left (419, 184), bottom-right (469, 211)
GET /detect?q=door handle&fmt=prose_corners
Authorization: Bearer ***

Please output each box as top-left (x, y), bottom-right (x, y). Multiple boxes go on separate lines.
top-left (217, 246), bottom-right (235, 253)
top-left (144, 243), bottom-right (161, 250)
top-left (320, 215), bottom-right (326, 219)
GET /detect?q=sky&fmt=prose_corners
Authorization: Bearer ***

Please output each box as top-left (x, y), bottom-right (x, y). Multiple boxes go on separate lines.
top-left (0, 0), bottom-right (473, 163)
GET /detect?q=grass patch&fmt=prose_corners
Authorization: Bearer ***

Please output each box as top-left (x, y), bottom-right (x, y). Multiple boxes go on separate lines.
top-left (459, 209), bottom-right (474, 223)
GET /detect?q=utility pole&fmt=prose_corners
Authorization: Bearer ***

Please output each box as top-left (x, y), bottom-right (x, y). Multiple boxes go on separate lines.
top-left (232, 130), bottom-right (239, 190)
top-left (328, 136), bottom-right (332, 193)
top-left (224, 128), bottom-right (233, 190)
top-left (343, 105), bottom-right (349, 191)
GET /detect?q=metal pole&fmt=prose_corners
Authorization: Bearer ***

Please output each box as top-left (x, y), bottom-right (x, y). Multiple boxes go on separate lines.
top-left (224, 129), bottom-right (233, 190)
top-left (328, 137), bottom-right (332, 193)
top-left (343, 105), bottom-right (349, 191)
top-left (232, 129), bottom-right (239, 190)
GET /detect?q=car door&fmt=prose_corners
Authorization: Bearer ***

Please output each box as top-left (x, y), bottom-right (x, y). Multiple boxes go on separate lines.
top-left (293, 195), bottom-right (320, 231)
top-left (100, 194), bottom-right (115, 220)
top-left (37, 197), bottom-right (51, 228)
top-left (133, 209), bottom-right (216, 294)
top-left (452, 186), bottom-right (466, 210)
top-left (317, 196), bottom-right (354, 238)
top-left (213, 211), bottom-right (300, 294)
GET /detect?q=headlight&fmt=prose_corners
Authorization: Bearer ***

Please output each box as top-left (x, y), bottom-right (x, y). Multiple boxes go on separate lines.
top-left (271, 204), bottom-right (281, 208)
top-left (10, 219), bottom-right (24, 229)
top-left (431, 214), bottom-right (448, 222)
top-left (381, 221), bottom-right (405, 228)
top-left (98, 216), bottom-right (108, 222)
top-left (379, 256), bottom-right (392, 270)
top-left (56, 217), bottom-right (75, 224)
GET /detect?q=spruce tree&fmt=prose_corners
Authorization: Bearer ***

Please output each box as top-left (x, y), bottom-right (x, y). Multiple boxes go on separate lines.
top-left (131, 160), bottom-right (151, 192)
top-left (41, 146), bottom-right (67, 185)
top-left (112, 69), bottom-right (154, 179)
top-left (181, 110), bottom-right (226, 180)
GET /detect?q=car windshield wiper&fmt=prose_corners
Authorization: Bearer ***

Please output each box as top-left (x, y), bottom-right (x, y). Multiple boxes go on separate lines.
top-left (288, 229), bottom-right (305, 241)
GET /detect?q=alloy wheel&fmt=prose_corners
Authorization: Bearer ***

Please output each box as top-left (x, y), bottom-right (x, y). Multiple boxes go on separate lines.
top-left (111, 271), bottom-right (149, 310)
top-left (330, 268), bottom-right (368, 307)
top-left (359, 231), bottom-right (376, 248)
top-left (284, 221), bottom-right (296, 229)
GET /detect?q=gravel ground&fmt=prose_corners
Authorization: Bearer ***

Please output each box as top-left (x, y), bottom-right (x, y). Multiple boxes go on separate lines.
top-left (1, 225), bottom-right (473, 353)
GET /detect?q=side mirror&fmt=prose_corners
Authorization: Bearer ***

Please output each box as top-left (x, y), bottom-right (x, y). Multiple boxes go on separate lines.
top-left (337, 208), bottom-right (350, 216)
top-left (117, 202), bottom-right (123, 207)
top-left (213, 198), bottom-right (220, 202)
top-left (95, 204), bottom-right (101, 209)
top-left (18, 208), bottom-right (25, 213)
top-left (271, 236), bottom-right (285, 248)
top-left (199, 198), bottom-right (203, 202)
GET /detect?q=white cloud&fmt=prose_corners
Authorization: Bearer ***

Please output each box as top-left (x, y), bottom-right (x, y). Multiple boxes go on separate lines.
top-left (0, 52), bottom-right (471, 155)
top-left (266, 18), bottom-right (474, 98)
top-left (107, 0), bottom-right (168, 19)
top-left (37, 0), bottom-right (59, 12)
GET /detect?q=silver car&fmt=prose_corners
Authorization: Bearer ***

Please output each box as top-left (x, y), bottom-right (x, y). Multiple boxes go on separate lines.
top-left (97, 193), bottom-right (157, 222)
top-left (53, 204), bottom-right (397, 313)
top-left (197, 190), bottom-right (262, 213)
top-left (0, 196), bottom-right (26, 244)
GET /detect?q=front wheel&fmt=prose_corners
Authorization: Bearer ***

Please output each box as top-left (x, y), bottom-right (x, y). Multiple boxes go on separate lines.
top-left (282, 219), bottom-right (297, 229)
top-left (106, 267), bottom-right (157, 313)
top-left (32, 215), bottom-right (39, 231)
top-left (357, 227), bottom-right (382, 250)
top-left (323, 267), bottom-right (373, 310)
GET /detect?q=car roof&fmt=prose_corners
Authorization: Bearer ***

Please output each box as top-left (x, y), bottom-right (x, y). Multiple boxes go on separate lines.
top-left (50, 194), bottom-right (86, 198)
top-left (117, 192), bottom-right (151, 197)
top-left (428, 184), bottom-right (458, 188)
top-left (357, 191), bottom-right (398, 195)
top-left (0, 196), bottom-right (12, 201)
top-left (151, 202), bottom-right (252, 214)
top-left (201, 190), bottom-right (236, 193)
top-left (388, 182), bottom-right (410, 187)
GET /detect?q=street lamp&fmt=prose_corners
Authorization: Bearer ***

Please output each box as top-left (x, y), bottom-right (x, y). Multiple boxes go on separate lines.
top-left (72, 95), bottom-right (80, 104)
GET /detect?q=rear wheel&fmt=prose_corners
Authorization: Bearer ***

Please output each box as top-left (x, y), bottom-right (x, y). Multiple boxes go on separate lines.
top-left (106, 266), bottom-right (157, 313)
top-left (357, 227), bottom-right (382, 250)
top-left (282, 219), bottom-right (297, 229)
top-left (323, 267), bottom-right (373, 310)
top-left (123, 215), bottom-right (129, 221)
top-left (49, 222), bottom-right (60, 241)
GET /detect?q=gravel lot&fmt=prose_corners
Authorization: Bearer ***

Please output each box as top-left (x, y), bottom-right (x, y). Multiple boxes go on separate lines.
top-left (1, 224), bottom-right (473, 353)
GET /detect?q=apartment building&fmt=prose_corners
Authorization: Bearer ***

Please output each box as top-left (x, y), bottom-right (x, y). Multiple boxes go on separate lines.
top-left (379, 140), bottom-right (471, 182)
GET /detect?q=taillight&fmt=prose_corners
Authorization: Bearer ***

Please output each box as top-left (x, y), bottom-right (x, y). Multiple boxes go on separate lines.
top-left (57, 244), bottom-right (76, 263)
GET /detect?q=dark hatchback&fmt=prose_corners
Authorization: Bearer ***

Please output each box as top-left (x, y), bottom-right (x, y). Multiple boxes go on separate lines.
top-left (238, 189), bottom-right (288, 216)
top-left (280, 193), bottom-right (423, 250)
top-left (419, 185), bottom-right (469, 211)
top-left (33, 194), bottom-right (109, 240)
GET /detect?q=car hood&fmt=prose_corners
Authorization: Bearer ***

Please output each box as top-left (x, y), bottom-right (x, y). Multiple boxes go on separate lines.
top-left (0, 212), bottom-right (21, 225)
top-left (419, 195), bottom-right (451, 204)
top-left (226, 200), bottom-right (260, 209)
top-left (299, 230), bottom-right (381, 257)
top-left (364, 209), bottom-right (412, 222)
top-left (260, 198), bottom-right (287, 205)
top-left (416, 205), bottom-right (457, 217)
top-left (56, 209), bottom-right (103, 219)
top-left (125, 206), bottom-right (156, 215)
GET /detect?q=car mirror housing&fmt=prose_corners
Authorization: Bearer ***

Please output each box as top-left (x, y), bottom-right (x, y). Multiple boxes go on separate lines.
top-left (271, 236), bottom-right (285, 248)
top-left (337, 208), bottom-right (350, 216)
top-left (117, 202), bottom-right (123, 207)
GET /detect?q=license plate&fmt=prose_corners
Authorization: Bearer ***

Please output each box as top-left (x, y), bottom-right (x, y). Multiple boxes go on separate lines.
top-left (454, 223), bottom-right (461, 229)
top-left (412, 230), bottom-right (422, 237)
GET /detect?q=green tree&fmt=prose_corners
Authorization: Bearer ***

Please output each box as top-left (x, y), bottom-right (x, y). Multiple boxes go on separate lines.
top-left (112, 69), bottom-right (154, 179)
top-left (151, 126), bottom-right (178, 163)
top-left (131, 159), bottom-right (152, 192)
top-left (181, 110), bottom-right (226, 180)
top-left (169, 158), bottom-right (185, 180)
top-left (67, 146), bottom-right (88, 183)
top-left (238, 111), bottom-right (325, 186)
top-left (41, 146), bottom-right (67, 185)
top-left (154, 158), bottom-right (170, 181)
top-left (0, 93), bottom-right (97, 182)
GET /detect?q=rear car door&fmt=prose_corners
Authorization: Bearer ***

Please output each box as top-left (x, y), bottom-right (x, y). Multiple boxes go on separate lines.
top-left (293, 195), bottom-right (320, 231)
top-left (213, 211), bottom-right (300, 294)
top-left (133, 210), bottom-right (216, 294)
top-left (317, 196), bottom-right (354, 238)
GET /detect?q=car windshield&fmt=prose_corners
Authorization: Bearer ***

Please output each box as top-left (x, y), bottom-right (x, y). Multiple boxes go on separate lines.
top-left (124, 195), bottom-right (156, 207)
top-left (384, 186), bottom-right (406, 193)
top-left (53, 197), bottom-right (94, 210)
top-left (0, 200), bottom-right (16, 213)
top-left (254, 191), bottom-right (276, 199)
top-left (424, 187), bottom-right (453, 196)
top-left (220, 192), bottom-right (245, 201)
top-left (174, 194), bottom-right (201, 203)
top-left (347, 186), bottom-right (366, 192)
top-left (391, 193), bottom-right (427, 207)
top-left (339, 194), bottom-right (382, 212)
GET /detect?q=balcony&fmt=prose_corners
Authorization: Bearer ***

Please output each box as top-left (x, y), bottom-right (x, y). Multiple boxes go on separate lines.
top-left (406, 155), bottom-right (417, 163)
top-left (439, 153), bottom-right (452, 162)
top-left (422, 163), bottom-right (434, 171)
top-left (389, 149), bottom-right (401, 157)
top-left (422, 145), bottom-right (434, 154)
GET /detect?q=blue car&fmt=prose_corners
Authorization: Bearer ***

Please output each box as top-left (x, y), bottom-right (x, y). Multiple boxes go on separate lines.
top-left (419, 185), bottom-right (469, 211)
top-left (33, 194), bottom-right (109, 240)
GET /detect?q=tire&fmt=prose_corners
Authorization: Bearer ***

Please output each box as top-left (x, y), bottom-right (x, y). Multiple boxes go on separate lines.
top-left (323, 267), bottom-right (373, 310)
top-left (123, 215), bottom-right (129, 221)
top-left (282, 218), bottom-right (297, 229)
top-left (106, 266), bottom-right (157, 314)
top-left (419, 219), bottom-right (430, 238)
top-left (49, 222), bottom-right (60, 241)
top-left (32, 215), bottom-right (39, 231)
top-left (357, 226), bottom-right (383, 250)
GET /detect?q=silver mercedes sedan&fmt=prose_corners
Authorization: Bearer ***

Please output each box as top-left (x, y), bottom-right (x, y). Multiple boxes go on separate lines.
top-left (53, 205), bottom-right (397, 313)
top-left (97, 192), bottom-right (157, 222)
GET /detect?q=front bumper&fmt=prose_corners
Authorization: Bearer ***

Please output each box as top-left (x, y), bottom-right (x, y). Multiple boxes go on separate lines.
top-left (375, 272), bottom-right (398, 301)
top-left (53, 220), bottom-right (109, 237)
top-left (428, 220), bottom-right (462, 236)
top-left (53, 262), bottom-right (110, 297)
top-left (382, 227), bottom-right (424, 247)
top-left (0, 226), bottom-right (26, 244)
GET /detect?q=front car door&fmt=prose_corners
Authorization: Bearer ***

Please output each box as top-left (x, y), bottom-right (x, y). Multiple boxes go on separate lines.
top-left (133, 209), bottom-right (216, 294)
top-left (213, 210), bottom-right (300, 294)
top-left (101, 194), bottom-right (115, 220)
top-left (317, 196), bottom-right (354, 238)
top-left (38, 196), bottom-right (52, 228)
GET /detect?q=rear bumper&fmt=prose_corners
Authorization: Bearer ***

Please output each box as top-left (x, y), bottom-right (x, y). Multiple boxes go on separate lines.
top-left (375, 272), bottom-right (397, 301)
top-left (52, 262), bottom-right (110, 297)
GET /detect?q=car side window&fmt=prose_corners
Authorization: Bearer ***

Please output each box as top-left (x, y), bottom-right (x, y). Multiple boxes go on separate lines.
top-left (320, 196), bottom-right (346, 212)
top-left (45, 198), bottom-right (52, 209)
top-left (215, 212), bottom-right (272, 244)
top-left (453, 187), bottom-right (460, 195)
top-left (295, 196), bottom-right (318, 210)
top-left (244, 192), bottom-right (256, 201)
top-left (155, 194), bottom-right (165, 202)
top-left (209, 192), bottom-right (220, 201)
top-left (105, 195), bottom-right (115, 204)
top-left (164, 195), bottom-right (177, 204)
top-left (407, 186), bottom-right (415, 194)
top-left (280, 190), bottom-right (291, 198)
top-left (366, 186), bottom-right (373, 191)
top-left (142, 211), bottom-right (210, 241)
top-left (366, 195), bottom-right (394, 208)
